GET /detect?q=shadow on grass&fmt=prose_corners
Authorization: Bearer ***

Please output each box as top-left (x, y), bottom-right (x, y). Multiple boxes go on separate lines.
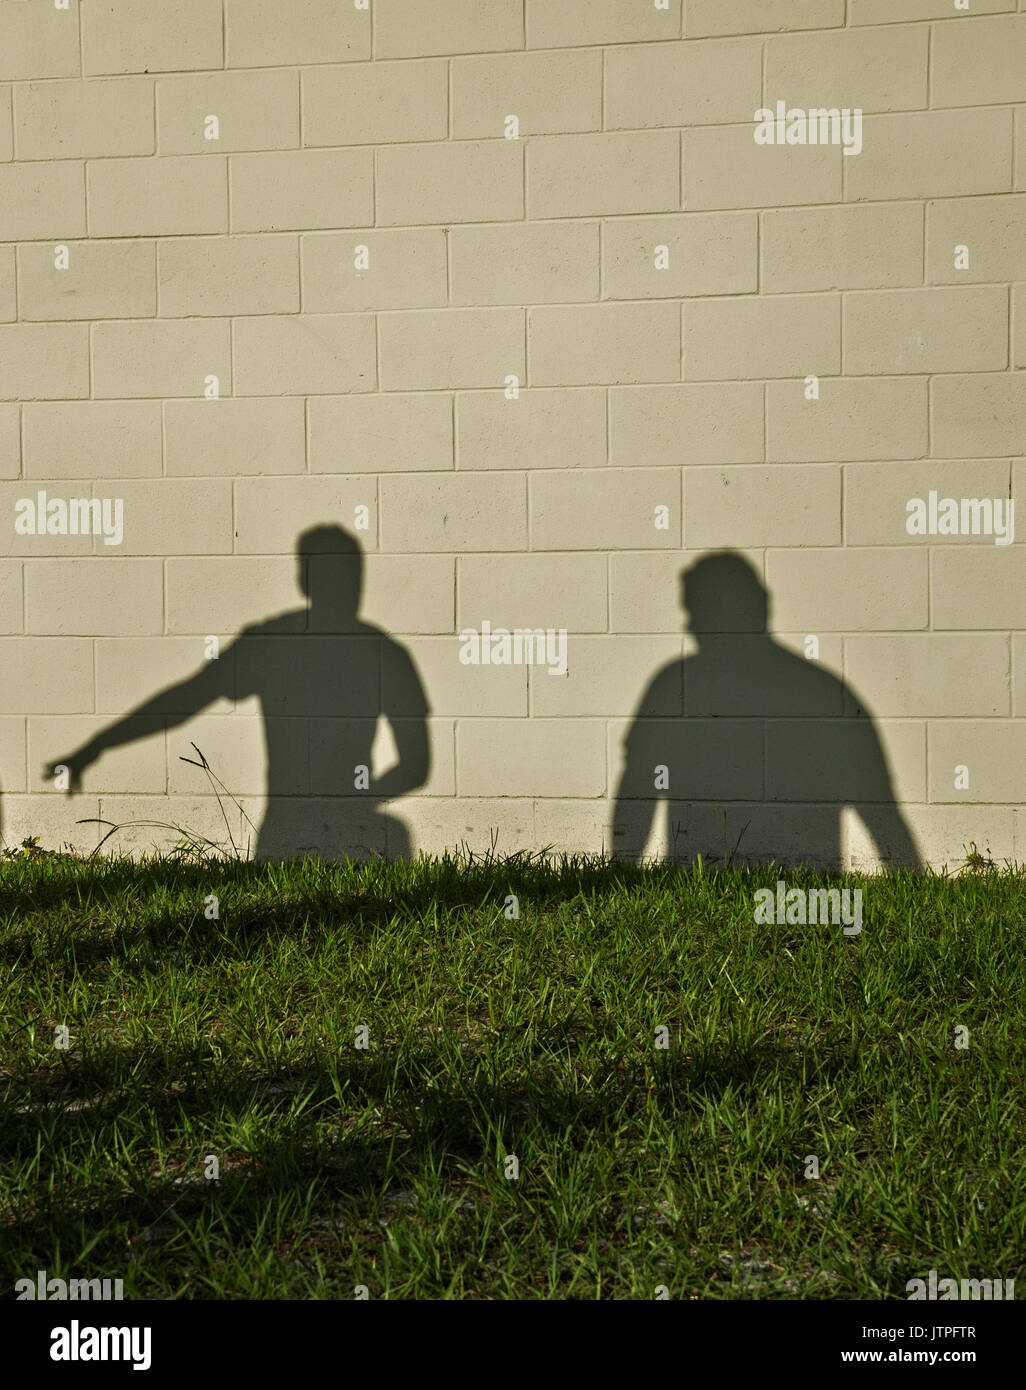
top-left (1, 1033), bottom-right (863, 1275)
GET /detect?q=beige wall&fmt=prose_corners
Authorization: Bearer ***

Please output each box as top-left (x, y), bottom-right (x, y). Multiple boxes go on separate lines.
top-left (2, 0), bottom-right (1025, 871)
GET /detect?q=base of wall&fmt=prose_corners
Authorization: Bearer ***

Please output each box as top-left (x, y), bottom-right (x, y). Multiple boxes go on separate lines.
top-left (3, 794), bottom-right (1018, 875)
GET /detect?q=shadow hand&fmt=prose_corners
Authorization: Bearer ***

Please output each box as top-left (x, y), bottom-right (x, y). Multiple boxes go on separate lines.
top-left (44, 751), bottom-right (90, 794)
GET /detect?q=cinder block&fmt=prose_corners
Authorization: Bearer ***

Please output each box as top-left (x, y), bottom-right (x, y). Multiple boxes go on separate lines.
top-left (927, 722), bottom-right (1026, 803)
top-left (927, 195), bottom-right (1026, 283)
top-left (856, 806), bottom-right (1009, 876)
top-left (384, 638), bottom-right (526, 717)
top-left (157, 70), bottom-right (299, 154)
top-left (845, 288), bottom-right (1007, 375)
top-left (847, 111), bottom-right (1013, 202)
top-left (766, 719), bottom-right (925, 803)
top-left (166, 559), bottom-right (303, 635)
top-left (531, 637), bottom-right (683, 717)
top-left (159, 236), bottom-right (299, 317)
top-left (686, 0), bottom-right (844, 35)
top-left (93, 796), bottom-right (243, 858)
top-left (303, 231), bottom-right (447, 312)
top-left (684, 125), bottom-right (841, 211)
top-left (232, 315), bottom-right (376, 395)
top-left (845, 636), bottom-right (1009, 717)
top-left (452, 50), bottom-right (600, 138)
top-left (360, 556), bottom-right (456, 635)
top-left (0, 560), bottom-right (20, 631)
top-left (234, 477), bottom-right (376, 555)
top-left (88, 156), bottom-right (227, 237)
top-left (18, 241), bottom-right (156, 320)
top-left (457, 389), bottom-right (605, 470)
top-left (398, 798), bottom-right (535, 860)
top-left (237, 796), bottom-right (390, 861)
top-left (377, 142), bottom-right (523, 226)
top-left (607, 795), bottom-right (691, 863)
top-left (610, 551), bottom-right (765, 634)
top-left (530, 469), bottom-right (680, 550)
top-left (932, 15), bottom-right (1026, 107)
top-left (685, 803), bottom-right (850, 869)
top-left (530, 303), bottom-right (679, 386)
top-left (765, 548), bottom-right (928, 630)
top-left (225, 0), bottom-right (369, 66)
top-left (459, 720), bottom-right (606, 798)
top-left (15, 78), bottom-right (154, 159)
top-left (82, 0), bottom-right (223, 74)
top-left (682, 635), bottom-right (845, 717)
top-left (768, 378), bottom-right (928, 462)
top-left (609, 717), bottom-right (762, 800)
top-left (1013, 286), bottom-right (1026, 367)
top-left (96, 638), bottom-right (234, 715)
top-left (0, 2), bottom-right (81, 80)
top-left (380, 309), bottom-right (524, 391)
top-left (169, 716), bottom-right (303, 796)
top-left (234, 635), bottom-right (382, 718)
top-left (763, 204), bottom-right (924, 292)
top-left (0, 404), bottom-right (19, 479)
top-left (309, 395), bottom-right (453, 474)
top-left (165, 399), bottom-right (306, 477)
top-left (528, 0), bottom-right (679, 46)
top-left (851, 0), bottom-right (1012, 20)
top-left (451, 222), bottom-right (599, 306)
top-left (0, 86), bottom-right (9, 161)
top-left (92, 320), bottom-right (231, 399)
top-left (3, 795), bottom-right (103, 856)
top-left (931, 374), bottom-right (1026, 457)
top-left (932, 549), bottom-right (1026, 629)
top-left (0, 246), bottom-right (14, 320)
top-left (534, 800), bottom-right (610, 857)
top-left (377, 0), bottom-right (522, 57)
top-left (29, 716), bottom-right (166, 794)
top-left (605, 39), bottom-right (761, 128)
top-left (26, 560), bottom-right (164, 635)
top-left (610, 384), bottom-right (764, 467)
top-left (603, 213), bottom-right (757, 300)
top-left (380, 472), bottom-right (526, 553)
top-left (685, 465), bottom-right (840, 548)
top-left (765, 26), bottom-right (928, 112)
top-left (310, 717), bottom-right (455, 797)
top-left (458, 552), bottom-right (608, 632)
top-left (0, 716), bottom-right (25, 792)
top-left (0, 480), bottom-right (93, 557)
top-left (684, 294), bottom-right (839, 380)
top-left (230, 150), bottom-right (373, 232)
top-left (303, 61), bottom-right (447, 146)
top-left (25, 402), bottom-right (161, 480)
top-left (1013, 632), bottom-right (1026, 717)
top-left (529, 131), bottom-right (679, 218)
top-left (0, 325), bottom-right (89, 401)
top-left (0, 638), bottom-right (92, 712)
top-left (0, 162), bottom-right (85, 239)
top-left (101, 480), bottom-right (232, 556)
top-left (845, 460), bottom-right (1011, 546)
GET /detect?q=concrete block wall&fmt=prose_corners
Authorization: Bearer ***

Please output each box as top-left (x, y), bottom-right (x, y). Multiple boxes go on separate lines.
top-left (1, 0), bottom-right (1024, 870)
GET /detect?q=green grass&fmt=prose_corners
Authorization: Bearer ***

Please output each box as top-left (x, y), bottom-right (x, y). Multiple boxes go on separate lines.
top-left (1, 843), bottom-right (1024, 1300)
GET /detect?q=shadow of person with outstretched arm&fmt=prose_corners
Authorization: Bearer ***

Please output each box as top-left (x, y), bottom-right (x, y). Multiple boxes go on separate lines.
top-left (45, 525), bottom-right (431, 860)
top-left (611, 552), bottom-right (923, 873)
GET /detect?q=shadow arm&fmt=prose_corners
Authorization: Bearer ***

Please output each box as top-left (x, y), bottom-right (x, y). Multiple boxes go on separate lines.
top-left (46, 657), bottom-right (233, 791)
top-left (372, 715), bottom-right (431, 800)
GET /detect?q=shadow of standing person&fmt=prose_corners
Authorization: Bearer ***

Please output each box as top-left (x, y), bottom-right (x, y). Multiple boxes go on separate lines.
top-left (611, 552), bottom-right (923, 873)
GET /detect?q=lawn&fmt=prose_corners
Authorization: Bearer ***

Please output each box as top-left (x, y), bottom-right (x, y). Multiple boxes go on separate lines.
top-left (1, 841), bottom-right (1023, 1300)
